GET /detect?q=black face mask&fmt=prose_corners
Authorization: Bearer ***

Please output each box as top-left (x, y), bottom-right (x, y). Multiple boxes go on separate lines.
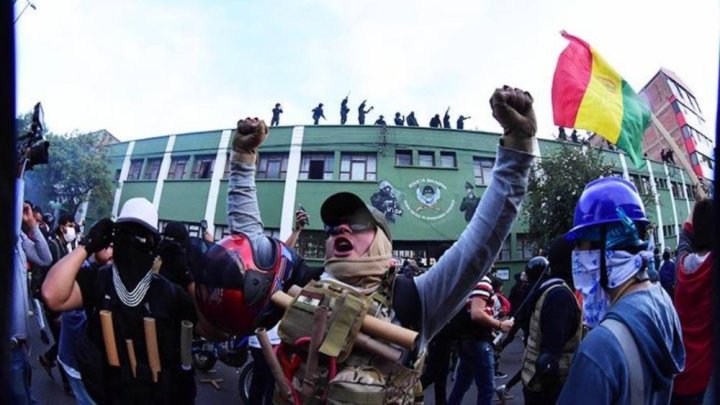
top-left (158, 239), bottom-right (186, 267)
top-left (113, 225), bottom-right (157, 290)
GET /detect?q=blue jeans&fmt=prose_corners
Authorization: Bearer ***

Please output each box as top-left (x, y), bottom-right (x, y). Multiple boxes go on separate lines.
top-left (8, 345), bottom-right (36, 405)
top-left (448, 339), bottom-right (495, 405)
top-left (66, 374), bottom-right (97, 405)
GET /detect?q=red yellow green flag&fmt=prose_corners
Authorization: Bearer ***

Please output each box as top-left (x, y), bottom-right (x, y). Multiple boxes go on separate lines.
top-left (552, 31), bottom-right (651, 168)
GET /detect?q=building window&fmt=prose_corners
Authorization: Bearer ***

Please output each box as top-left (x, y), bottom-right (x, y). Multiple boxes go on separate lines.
top-left (167, 156), bottom-right (189, 180)
top-left (395, 150), bottom-right (412, 166)
top-left (294, 230), bottom-right (327, 259)
top-left (671, 182), bottom-right (683, 199)
top-left (143, 158), bottom-right (162, 180)
top-left (516, 234), bottom-right (535, 260)
top-left (497, 237), bottom-right (511, 261)
top-left (439, 151), bottom-right (456, 168)
top-left (257, 153), bottom-right (289, 180)
top-left (655, 177), bottom-right (668, 190)
top-left (127, 159), bottom-right (143, 180)
top-left (340, 153), bottom-right (377, 181)
top-left (115, 169), bottom-right (122, 181)
top-left (418, 151), bottom-right (434, 167)
top-left (191, 155), bottom-right (216, 179)
top-left (300, 153), bottom-right (334, 180)
top-left (473, 157), bottom-right (495, 186)
top-left (686, 184), bottom-right (695, 200)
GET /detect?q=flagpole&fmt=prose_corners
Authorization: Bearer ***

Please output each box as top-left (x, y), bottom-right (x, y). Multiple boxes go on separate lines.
top-left (649, 114), bottom-right (707, 199)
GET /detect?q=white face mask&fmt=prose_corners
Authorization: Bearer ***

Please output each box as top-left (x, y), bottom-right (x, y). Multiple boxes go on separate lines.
top-left (572, 250), bottom-right (610, 328)
top-left (64, 226), bottom-right (77, 243)
top-left (572, 247), bottom-right (651, 328)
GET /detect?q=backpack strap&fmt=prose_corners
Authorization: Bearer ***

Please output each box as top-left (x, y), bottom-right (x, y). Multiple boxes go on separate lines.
top-left (602, 318), bottom-right (644, 404)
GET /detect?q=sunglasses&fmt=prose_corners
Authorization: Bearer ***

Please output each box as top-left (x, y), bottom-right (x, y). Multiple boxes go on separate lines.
top-left (323, 221), bottom-right (375, 236)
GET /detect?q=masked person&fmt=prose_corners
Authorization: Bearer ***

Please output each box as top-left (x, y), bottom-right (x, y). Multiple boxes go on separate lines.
top-left (518, 240), bottom-right (582, 405)
top-left (42, 198), bottom-right (198, 404)
top-left (158, 221), bottom-right (192, 290)
top-left (40, 213), bottom-right (80, 391)
top-left (311, 103), bottom-right (326, 125)
top-left (557, 178), bottom-right (684, 404)
top-left (358, 100), bottom-right (373, 125)
top-left (191, 85), bottom-right (536, 404)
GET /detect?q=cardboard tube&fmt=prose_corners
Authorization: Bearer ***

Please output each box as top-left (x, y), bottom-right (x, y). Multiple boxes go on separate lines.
top-left (99, 310), bottom-right (120, 367)
top-left (355, 332), bottom-right (403, 362)
top-left (143, 317), bottom-right (162, 383)
top-left (125, 340), bottom-right (137, 378)
top-left (255, 328), bottom-right (293, 400)
top-left (180, 321), bottom-right (193, 371)
top-left (272, 289), bottom-right (418, 350)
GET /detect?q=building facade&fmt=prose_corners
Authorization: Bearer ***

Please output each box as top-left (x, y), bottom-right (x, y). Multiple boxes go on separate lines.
top-left (101, 125), bottom-right (697, 278)
top-left (639, 68), bottom-right (714, 180)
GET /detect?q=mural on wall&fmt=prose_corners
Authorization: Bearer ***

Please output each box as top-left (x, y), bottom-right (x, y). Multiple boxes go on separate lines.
top-left (404, 178), bottom-right (456, 221)
top-left (370, 180), bottom-right (404, 223)
top-left (459, 181), bottom-right (481, 222)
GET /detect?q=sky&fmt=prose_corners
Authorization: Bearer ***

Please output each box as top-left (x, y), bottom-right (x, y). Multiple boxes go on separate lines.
top-left (14, 0), bottom-right (720, 142)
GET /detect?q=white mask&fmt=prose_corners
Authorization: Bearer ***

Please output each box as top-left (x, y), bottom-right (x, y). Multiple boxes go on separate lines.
top-left (64, 226), bottom-right (77, 243)
top-left (572, 248), bottom-right (651, 328)
top-left (571, 250), bottom-right (610, 328)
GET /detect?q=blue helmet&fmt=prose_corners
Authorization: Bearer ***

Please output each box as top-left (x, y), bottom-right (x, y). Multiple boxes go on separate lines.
top-left (566, 177), bottom-right (648, 241)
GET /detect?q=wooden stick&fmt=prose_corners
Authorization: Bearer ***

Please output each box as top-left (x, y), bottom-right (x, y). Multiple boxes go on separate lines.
top-left (272, 289), bottom-right (418, 350)
top-left (143, 317), bottom-right (162, 383)
top-left (99, 310), bottom-right (120, 366)
top-left (125, 339), bottom-right (137, 378)
top-left (256, 327), bottom-right (293, 400)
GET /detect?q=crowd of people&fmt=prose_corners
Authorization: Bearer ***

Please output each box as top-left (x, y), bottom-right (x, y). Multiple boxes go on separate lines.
top-left (269, 99), bottom-right (472, 129)
top-left (9, 85), bottom-right (715, 405)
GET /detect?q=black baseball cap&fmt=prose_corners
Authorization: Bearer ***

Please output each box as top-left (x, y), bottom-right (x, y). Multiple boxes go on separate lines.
top-left (320, 192), bottom-right (392, 241)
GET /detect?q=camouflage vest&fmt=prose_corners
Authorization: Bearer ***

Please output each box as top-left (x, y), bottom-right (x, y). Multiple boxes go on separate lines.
top-left (275, 271), bottom-right (424, 404)
top-left (521, 282), bottom-right (582, 392)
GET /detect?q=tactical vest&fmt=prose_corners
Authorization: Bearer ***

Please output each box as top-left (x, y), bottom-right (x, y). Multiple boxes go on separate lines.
top-left (521, 281), bottom-right (582, 392)
top-left (80, 267), bottom-right (196, 405)
top-left (275, 272), bottom-right (424, 404)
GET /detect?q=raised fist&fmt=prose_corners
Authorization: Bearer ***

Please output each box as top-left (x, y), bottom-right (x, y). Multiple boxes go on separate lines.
top-left (490, 86), bottom-right (537, 146)
top-left (233, 117), bottom-right (268, 154)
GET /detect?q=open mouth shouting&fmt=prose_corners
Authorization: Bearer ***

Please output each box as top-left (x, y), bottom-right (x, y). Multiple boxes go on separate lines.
top-left (333, 236), bottom-right (354, 255)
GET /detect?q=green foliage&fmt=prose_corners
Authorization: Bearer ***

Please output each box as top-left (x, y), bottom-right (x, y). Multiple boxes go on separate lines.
top-left (24, 130), bottom-right (114, 218)
top-left (524, 144), bottom-right (615, 251)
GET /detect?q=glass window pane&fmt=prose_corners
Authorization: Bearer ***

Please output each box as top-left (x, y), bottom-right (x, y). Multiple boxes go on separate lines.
top-left (268, 161), bottom-right (280, 178)
top-left (341, 156), bottom-right (351, 172)
top-left (367, 155), bottom-right (376, 172)
top-left (351, 162), bottom-right (364, 180)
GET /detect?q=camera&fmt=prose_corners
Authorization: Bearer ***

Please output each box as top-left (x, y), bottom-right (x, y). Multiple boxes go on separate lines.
top-left (18, 102), bottom-right (49, 171)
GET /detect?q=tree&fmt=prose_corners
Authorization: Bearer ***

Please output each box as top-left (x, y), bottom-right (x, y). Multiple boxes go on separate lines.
top-left (524, 144), bottom-right (615, 251)
top-left (24, 130), bottom-right (114, 220)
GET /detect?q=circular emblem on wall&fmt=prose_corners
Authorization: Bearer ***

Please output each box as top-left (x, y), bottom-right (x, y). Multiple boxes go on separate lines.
top-left (404, 178), bottom-right (456, 221)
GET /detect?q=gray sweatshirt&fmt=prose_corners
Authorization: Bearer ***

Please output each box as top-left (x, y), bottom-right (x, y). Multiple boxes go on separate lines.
top-left (228, 146), bottom-right (533, 348)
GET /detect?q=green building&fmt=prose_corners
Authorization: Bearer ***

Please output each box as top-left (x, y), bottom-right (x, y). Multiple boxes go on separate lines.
top-left (102, 125), bottom-right (697, 279)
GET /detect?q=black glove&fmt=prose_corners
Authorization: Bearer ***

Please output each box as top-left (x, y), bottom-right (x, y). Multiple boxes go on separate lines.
top-left (80, 218), bottom-right (114, 254)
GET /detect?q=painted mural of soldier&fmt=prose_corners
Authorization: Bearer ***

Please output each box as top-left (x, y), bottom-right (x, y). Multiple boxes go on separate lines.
top-left (459, 181), bottom-right (481, 222)
top-left (370, 180), bottom-right (403, 223)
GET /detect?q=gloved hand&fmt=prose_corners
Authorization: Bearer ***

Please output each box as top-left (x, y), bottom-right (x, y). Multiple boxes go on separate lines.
top-left (80, 218), bottom-right (114, 254)
top-left (490, 86), bottom-right (537, 153)
top-left (232, 117), bottom-right (268, 164)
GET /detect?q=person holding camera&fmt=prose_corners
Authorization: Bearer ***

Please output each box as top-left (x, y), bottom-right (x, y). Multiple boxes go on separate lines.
top-left (10, 201), bottom-right (53, 404)
top-left (42, 198), bottom-right (198, 404)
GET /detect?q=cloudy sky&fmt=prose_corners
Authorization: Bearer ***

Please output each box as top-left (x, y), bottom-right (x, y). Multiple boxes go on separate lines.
top-left (14, 0), bottom-right (719, 141)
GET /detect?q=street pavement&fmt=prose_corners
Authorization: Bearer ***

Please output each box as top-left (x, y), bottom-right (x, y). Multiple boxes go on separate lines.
top-left (30, 338), bottom-right (526, 404)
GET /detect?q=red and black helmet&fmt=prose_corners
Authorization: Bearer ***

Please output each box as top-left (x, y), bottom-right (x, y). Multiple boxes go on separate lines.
top-left (192, 233), bottom-right (294, 336)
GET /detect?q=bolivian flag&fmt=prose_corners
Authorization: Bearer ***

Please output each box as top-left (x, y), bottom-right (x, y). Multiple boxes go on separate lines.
top-left (552, 31), bottom-right (651, 168)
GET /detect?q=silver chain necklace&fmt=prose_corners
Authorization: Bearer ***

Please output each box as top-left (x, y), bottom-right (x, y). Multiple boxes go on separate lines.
top-left (112, 265), bottom-right (153, 307)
